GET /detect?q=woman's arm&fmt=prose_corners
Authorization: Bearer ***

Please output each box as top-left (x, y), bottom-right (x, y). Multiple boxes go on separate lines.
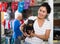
top-left (20, 23), bottom-right (30, 37)
top-left (20, 23), bottom-right (25, 33)
top-left (20, 23), bottom-right (27, 36)
top-left (30, 29), bottom-right (51, 40)
top-left (20, 19), bottom-right (28, 32)
top-left (35, 29), bottom-right (51, 40)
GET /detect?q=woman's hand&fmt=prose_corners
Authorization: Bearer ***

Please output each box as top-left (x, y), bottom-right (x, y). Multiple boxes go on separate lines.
top-left (30, 31), bottom-right (35, 37)
top-left (18, 36), bottom-right (21, 40)
top-left (23, 32), bottom-right (30, 37)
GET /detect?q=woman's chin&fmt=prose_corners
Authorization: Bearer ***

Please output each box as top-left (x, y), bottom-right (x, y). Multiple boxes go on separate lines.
top-left (38, 16), bottom-right (44, 19)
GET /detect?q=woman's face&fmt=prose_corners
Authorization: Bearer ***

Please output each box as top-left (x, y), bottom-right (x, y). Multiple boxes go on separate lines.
top-left (38, 6), bottom-right (48, 19)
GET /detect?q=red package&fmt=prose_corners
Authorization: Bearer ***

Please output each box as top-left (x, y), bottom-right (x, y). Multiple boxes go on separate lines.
top-left (20, 20), bottom-right (24, 24)
top-left (30, 0), bottom-right (35, 6)
top-left (2, 2), bottom-right (8, 12)
top-left (11, 2), bottom-right (18, 12)
top-left (0, 2), bottom-right (2, 12)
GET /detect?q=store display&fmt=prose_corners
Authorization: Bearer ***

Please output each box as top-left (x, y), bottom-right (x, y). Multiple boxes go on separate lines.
top-left (24, 0), bottom-right (30, 9)
top-left (11, 2), bottom-right (18, 12)
top-left (2, 12), bottom-right (11, 36)
top-left (5, 37), bottom-right (11, 44)
top-left (18, 1), bottom-right (24, 12)
top-left (2, 2), bottom-right (8, 12)
top-left (0, 2), bottom-right (2, 12)
top-left (30, 0), bottom-right (35, 6)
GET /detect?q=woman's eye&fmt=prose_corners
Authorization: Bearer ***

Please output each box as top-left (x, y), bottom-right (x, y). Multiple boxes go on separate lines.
top-left (40, 10), bottom-right (42, 11)
top-left (43, 11), bottom-right (45, 13)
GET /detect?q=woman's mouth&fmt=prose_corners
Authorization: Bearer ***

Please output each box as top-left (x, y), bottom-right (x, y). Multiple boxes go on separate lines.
top-left (39, 14), bottom-right (43, 17)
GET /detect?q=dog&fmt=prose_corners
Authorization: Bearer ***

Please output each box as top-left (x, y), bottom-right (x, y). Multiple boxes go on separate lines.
top-left (23, 20), bottom-right (35, 35)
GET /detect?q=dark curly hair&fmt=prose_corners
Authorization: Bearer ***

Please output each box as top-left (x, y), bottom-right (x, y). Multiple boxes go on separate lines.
top-left (40, 3), bottom-right (51, 14)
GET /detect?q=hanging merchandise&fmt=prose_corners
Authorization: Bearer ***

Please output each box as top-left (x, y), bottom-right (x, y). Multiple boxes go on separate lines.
top-left (20, 20), bottom-right (24, 24)
top-left (18, 1), bottom-right (24, 12)
top-left (11, 2), bottom-right (18, 12)
top-left (24, 0), bottom-right (30, 9)
top-left (20, 0), bottom-right (24, 2)
top-left (22, 0), bottom-right (24, 1)
top-left (0, 2), bottom-right (2, 12)
top-left (30, 0), bottom-right (35, 6)
top-left (2, 12), bottom-right (12, 37)
top-left (13, 0), bottom-right (21, 2)
top-left (24, 0), bottom-right (30, 5)
top-left (2, 2), bottom-right (8, 12)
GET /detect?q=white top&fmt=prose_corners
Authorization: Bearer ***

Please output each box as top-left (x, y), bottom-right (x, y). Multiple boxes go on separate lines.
top-left (24, 17), bottom-right (51, 44)
top-left (5, 20), bottom-right (9, 29)
top-left (4, 12), bottom-right (10, 20)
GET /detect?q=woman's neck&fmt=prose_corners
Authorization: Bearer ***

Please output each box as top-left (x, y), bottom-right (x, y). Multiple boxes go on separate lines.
top-left (37, 17), bottom-right (45, 21)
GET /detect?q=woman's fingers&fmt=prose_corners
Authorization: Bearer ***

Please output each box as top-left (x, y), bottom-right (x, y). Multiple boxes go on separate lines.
top-left (30, 32), bottom-right (35, 37)
top-left (18, 36), bottom-right (21, 40)
top-left (23, 32), bottom-right (27, 36)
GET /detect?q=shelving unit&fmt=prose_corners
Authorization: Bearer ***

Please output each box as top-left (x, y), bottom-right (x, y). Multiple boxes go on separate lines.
top-left (54, 0), bottom-right (60, 40)
top-left (54, 3), bottom-right (60, 26)
top-left (54, 4), bottom-right (60, 20)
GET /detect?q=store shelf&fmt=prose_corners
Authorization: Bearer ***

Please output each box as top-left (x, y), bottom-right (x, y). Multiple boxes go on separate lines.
top-left (54, 3), bottom-right (60, 20)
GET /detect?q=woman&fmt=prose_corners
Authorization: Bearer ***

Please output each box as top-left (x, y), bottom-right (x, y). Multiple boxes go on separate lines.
top-left (20, 3), bottom-right (51, 44)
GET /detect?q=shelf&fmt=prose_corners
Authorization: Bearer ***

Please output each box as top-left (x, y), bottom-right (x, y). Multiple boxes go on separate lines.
top-left (54, 4), bottom-right (60, 19)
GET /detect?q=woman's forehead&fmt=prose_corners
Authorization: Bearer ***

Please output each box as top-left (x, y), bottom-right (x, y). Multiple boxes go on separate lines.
top-left (38, 6), bottom-right (47, 11)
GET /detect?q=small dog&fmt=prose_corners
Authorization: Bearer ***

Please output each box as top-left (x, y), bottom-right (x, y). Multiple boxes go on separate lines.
top-left (21, 20), bottom-right (35, 40)
top-left (23, 20), bottom-right (35, 35)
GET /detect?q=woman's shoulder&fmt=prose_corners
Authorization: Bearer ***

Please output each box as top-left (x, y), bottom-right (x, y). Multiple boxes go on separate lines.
top-left (45, 19), bottom-right (51, 29)
top-left (45, 19), bottom-right (51, 24)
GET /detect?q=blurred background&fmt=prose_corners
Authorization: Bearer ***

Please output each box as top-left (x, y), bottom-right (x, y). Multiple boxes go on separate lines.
top-left (54, 0), bottom-right (60, 44)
